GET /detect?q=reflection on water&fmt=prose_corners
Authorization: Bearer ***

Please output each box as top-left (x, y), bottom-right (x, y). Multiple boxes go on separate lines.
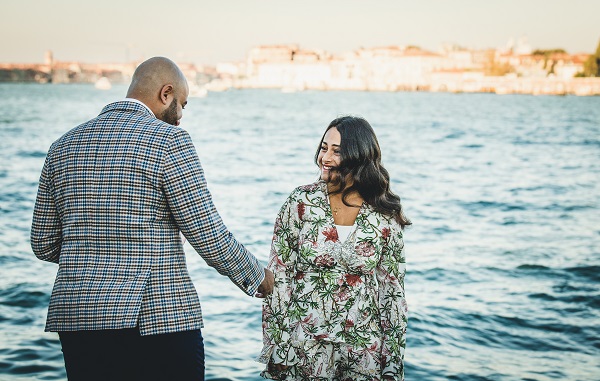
top-left (1, 84), bottom-right (599, 380)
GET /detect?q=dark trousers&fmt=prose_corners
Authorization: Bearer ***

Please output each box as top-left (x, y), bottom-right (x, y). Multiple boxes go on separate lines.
top-left (59, 327), bottom-right (204, 381)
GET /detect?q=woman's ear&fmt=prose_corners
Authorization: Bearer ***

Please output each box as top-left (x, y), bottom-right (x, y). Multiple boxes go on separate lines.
top-left (159, 84), bottom-right (174, 105)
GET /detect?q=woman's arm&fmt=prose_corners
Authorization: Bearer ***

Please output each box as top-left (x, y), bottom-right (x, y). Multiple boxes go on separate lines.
top-left (259, 190), bottom-right (301, 368)
top-left (376, 223), bottom-right (408, 380)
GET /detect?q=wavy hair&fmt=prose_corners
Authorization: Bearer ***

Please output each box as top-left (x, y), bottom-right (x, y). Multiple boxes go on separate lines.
top-left (314, 116), bottom-right (411, 229)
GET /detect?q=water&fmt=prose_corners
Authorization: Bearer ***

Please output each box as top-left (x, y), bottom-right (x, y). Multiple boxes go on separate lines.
top-left (0, 83), bottom-right (599, 381)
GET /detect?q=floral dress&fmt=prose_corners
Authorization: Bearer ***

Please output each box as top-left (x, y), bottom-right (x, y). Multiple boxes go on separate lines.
top-left (258, 181), bottom-right (407, 381)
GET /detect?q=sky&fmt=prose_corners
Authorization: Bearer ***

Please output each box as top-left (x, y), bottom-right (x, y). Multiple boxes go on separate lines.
top-left (2, 0), bottom-right (599, 65)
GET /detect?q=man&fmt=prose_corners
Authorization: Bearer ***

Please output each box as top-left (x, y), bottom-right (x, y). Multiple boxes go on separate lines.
top-left (31, 57), bottom-right (274, 381)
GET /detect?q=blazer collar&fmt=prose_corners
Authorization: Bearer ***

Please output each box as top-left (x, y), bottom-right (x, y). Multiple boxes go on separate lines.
top-left (99, 100), bottom-right (155, 119)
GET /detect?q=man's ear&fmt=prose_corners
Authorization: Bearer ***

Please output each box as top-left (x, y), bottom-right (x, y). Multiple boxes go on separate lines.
top-left (159, 84), bottom-right (174, 105)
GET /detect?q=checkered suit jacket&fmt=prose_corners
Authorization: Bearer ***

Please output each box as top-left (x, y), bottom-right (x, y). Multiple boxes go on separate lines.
top-left (31, 100), bottom-right (265, 335)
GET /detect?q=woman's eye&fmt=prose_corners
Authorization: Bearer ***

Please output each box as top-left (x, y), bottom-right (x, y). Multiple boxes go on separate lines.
top-left (320, 146), bottom-right (327, 151)
top-left (334, 150), bottom-right (340, 155)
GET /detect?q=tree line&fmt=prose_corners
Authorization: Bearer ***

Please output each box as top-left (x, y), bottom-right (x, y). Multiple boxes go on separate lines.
top-left (577, 39), bottom-right (600, 77)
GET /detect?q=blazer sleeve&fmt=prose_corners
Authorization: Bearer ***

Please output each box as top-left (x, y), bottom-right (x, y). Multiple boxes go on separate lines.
top-left (376, 223), bottom-right (408, 380)
top-left (162, 129), bottom-right (264, 296)
top-left (258, 192), bottom-right (299, 365)
top-left (31, 151), bottom-right (62, 264)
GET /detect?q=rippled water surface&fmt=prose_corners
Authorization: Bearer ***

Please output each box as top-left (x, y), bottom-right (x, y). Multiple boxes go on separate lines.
top-left (0, 84), bottom-right (599, 380)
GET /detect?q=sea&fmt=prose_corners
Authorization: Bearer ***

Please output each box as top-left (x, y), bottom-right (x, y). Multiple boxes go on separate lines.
top-left (0, 83), bottom-right (598, 381)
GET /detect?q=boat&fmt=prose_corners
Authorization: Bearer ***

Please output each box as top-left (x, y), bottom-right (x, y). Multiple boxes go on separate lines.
top-left (205, 79), bottom-right (231, 92)
top-left (94, 77), bottom-right (111, 90)
top-left (189, 84), bottom-right (208, 98)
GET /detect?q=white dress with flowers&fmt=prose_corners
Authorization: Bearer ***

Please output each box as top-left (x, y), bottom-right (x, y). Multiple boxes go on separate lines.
top-left (258, 181), bottom-right (407, 381)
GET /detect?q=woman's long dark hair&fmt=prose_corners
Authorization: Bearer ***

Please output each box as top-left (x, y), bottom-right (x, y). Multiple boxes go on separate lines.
top-left (314, 116), bottom-right (411, 229)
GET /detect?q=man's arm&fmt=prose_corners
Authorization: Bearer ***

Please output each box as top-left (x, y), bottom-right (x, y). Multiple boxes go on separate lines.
top-left (31, 154), bottom-right (62, 263)
top-left (162, 128), bottom-right (272, 296)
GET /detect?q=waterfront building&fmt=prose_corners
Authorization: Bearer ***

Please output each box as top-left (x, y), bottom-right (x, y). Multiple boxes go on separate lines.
top-left (1, 45), bottom-right (598, 95)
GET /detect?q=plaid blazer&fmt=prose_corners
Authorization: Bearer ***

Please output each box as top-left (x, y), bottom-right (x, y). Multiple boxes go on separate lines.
top-left (31, 101), bottom-right (265, 335)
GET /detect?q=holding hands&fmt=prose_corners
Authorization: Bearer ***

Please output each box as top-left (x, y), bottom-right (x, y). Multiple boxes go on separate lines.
top-left (255, 268), bottom-right (274, 298)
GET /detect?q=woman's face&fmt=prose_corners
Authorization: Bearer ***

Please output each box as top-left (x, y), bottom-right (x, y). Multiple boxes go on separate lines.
top-left (317, 127), bottom-right (341, 182)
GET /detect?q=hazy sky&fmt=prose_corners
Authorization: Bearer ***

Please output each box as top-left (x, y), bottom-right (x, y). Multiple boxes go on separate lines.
top-left (2, 0), bottom-right (599, 64)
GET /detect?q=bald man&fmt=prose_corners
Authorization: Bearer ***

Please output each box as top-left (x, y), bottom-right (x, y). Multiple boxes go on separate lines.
top-left (31, 57), bottom-right (274, 381)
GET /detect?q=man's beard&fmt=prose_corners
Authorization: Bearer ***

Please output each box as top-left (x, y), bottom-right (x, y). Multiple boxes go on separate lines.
top-left (159, 97), bottom-right (178, 126)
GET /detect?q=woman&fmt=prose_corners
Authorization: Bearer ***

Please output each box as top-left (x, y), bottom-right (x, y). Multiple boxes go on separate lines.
top-left (258, 116), bottom-right (410, 380)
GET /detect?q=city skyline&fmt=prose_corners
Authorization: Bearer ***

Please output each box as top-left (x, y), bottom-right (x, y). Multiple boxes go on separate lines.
top-left (3, 0), bottom-right (599, 65)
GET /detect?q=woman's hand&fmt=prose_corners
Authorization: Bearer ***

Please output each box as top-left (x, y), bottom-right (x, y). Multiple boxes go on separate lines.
top-left (268, 359), bottom-right (289, 379)
top-left (271, 363), bottom-right (289, 371)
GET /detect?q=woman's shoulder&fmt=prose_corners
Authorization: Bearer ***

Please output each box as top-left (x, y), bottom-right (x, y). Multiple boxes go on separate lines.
top-left (284, 181), bottom-right (325, 201)
top-left (362, 205), bottom-right (403, 232)
top-left (277, 182), bottom-right (326, 220)
top-left (278, 181), bottom-right (324, 207)
top-left (293, 181), bottom-right (325, 194)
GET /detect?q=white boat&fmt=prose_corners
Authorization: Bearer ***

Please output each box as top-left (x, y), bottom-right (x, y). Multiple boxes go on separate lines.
top-left (205, 79), bottom-right (231, 92)
top-left (94, 77), bottom-right (111, 90)
top-left (189, 84), bottom-right (208, 98)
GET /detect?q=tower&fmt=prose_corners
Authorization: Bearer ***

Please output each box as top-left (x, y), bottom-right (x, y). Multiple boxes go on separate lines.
top-left (44, 50), bottom-right (54, 66)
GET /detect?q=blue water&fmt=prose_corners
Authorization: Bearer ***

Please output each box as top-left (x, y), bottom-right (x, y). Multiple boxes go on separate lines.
top-left (0, 83), bottom-right (599, 381)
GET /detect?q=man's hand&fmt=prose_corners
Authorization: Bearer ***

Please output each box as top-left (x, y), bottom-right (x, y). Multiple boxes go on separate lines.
top-left (255, 268), bottom-right (274, 298)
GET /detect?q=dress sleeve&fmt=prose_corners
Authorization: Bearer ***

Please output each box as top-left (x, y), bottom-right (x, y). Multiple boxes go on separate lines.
top-left (376, 223), bottom-right (408, 380)
top-left (31, 151), bottom-right (62, 264)
top-left (258, 191), bottom-right (300, 365)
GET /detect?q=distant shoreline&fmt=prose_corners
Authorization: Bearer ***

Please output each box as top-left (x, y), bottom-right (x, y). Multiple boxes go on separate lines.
top-left (2, 43), bottom-right (599, 96)
top-left (1, 77), bottom-right (599, 97)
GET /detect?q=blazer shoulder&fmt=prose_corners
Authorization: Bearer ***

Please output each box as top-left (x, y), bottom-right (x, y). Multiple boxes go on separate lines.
top-left (52, 103), bottom-right (188, 149)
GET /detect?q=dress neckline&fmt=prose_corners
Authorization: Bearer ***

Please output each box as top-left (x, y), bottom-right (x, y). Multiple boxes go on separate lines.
top-left (323, 184), bottom-right (365, 224)
top-left (322, 182), bottom-right (365, 244)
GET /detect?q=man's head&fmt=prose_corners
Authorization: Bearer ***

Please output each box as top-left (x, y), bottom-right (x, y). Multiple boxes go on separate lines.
top-left (126, 57), bottom-right (189, 126)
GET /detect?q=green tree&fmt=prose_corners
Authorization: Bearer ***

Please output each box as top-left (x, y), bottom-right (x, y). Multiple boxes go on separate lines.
top-left (484, 50), bottom-right (513, 76)
top-left (532, 49), bottom-right (567, 75)
top-left (532, 49), bottom-right (566, 55)
top-left (581, 40), bottom-right (600, 77)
